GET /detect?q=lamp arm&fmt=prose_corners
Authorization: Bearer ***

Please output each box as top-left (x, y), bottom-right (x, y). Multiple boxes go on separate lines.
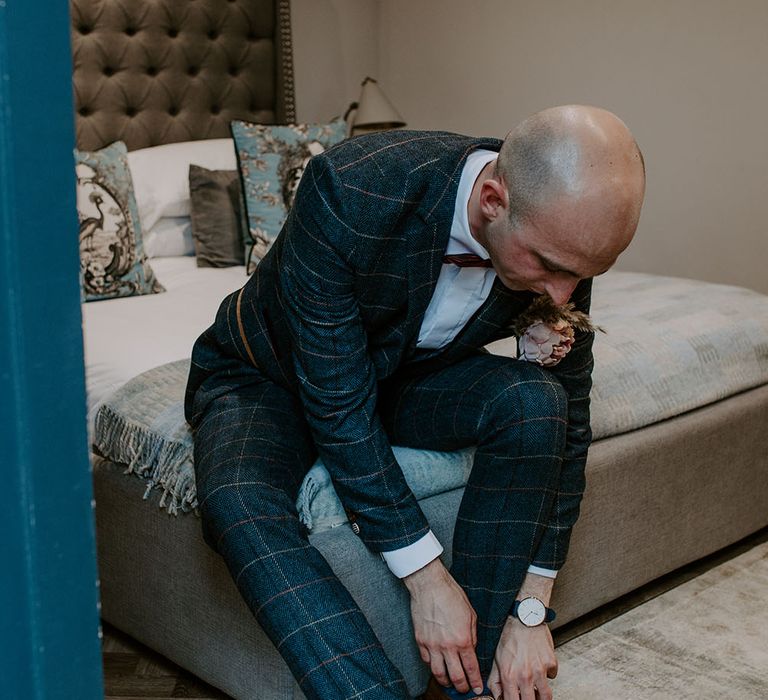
top-left (343, 101), bottom-right (359, 123)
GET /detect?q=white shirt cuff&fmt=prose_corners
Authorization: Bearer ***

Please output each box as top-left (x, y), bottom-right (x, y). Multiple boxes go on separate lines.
top-left (527, 564), bottom-right (558, 579)
top-left (381, 530), bottom-right (444, 578)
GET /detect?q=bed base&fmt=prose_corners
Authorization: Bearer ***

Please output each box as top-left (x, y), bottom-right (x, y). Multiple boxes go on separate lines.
top-left (93, 383), bottom-right (768, 699)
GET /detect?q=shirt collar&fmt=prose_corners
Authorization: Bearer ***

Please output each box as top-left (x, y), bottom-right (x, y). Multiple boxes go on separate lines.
top-left (447, 149), bottom-right (498, 257)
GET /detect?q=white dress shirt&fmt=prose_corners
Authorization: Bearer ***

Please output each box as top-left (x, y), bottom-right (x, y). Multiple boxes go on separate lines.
top-left (380, 150), bottom-right (558, 581)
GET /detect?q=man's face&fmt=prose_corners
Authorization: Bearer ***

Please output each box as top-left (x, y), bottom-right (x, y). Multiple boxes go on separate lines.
top-left (484, 203), bottom-right (617, 305)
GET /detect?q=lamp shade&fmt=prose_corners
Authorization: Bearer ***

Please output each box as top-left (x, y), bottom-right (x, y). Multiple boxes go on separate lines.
top-left (350, 77), bottom-right (406, 135)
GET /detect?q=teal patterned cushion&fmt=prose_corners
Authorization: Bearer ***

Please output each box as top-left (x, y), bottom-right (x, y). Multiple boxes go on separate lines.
top-left (231, 120), bottom-right (347, 273)
top-left (75, 141), bottom-right (164, 301)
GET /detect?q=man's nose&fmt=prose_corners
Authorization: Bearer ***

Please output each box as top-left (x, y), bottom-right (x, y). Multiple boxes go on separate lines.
top-left (544, 278), bottom-right (579, 305)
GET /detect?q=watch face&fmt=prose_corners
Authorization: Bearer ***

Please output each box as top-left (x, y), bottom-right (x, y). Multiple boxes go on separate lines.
top-left (517, 597), bottom-right (546, 627)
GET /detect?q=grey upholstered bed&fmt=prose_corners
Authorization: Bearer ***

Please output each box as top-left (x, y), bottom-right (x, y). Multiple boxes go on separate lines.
top-left (73, 2), bottom-right (768, 698)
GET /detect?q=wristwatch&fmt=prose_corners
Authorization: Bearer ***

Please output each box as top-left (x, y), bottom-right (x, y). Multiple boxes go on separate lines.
top-left (512, 596), bottom-right (557, 627)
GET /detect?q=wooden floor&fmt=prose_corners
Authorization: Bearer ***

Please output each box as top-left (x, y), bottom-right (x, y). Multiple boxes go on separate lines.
top-left (102, 526), bottom-right (768, 699)
top-left (102, 624), bottom-right (229, 699)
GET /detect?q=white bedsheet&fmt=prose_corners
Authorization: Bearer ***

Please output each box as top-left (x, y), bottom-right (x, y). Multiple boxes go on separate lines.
top-left (82, 257), bottom-right (246, 424)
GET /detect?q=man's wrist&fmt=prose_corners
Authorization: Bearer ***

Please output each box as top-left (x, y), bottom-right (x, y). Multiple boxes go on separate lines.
top-left (402, 556), bottom-right (449, 597)
top-left (516, 571), bottom-right (556, 607)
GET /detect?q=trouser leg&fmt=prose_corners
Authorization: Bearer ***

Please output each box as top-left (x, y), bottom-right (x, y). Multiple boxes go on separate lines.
top-left (193, 378), bottom-right (410, 700)
top-left (378, 353), bottom-right (568, 674)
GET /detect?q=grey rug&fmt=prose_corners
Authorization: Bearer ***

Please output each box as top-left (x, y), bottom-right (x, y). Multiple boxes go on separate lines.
top-left (552, 541), bottom-right (768, 699)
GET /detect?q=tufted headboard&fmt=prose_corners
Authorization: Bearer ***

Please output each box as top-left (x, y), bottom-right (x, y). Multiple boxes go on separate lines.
top-left (70, 0), bottom-right (296, 151)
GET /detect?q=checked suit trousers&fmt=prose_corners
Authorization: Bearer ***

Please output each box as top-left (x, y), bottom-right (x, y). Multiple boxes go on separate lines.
top-left (193, 351), bottom-right (568, 700)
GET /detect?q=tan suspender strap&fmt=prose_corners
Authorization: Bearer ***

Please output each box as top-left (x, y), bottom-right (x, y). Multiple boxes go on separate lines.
top-left (235, 287), bottom-right (258, 368)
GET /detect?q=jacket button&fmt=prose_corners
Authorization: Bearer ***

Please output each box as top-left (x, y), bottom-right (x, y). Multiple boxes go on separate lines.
top-left (345, 508), bottom-right (360, 535)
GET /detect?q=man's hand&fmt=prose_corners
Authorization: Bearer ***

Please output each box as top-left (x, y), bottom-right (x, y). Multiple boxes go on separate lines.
top-left (487, 616), bottom-right (558, 700)
top-left (403, 558), bottom-right (484, 695)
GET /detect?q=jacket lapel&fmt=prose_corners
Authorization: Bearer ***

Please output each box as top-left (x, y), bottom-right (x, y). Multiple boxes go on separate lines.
top-left (431, 279), bottom-right (534, 364)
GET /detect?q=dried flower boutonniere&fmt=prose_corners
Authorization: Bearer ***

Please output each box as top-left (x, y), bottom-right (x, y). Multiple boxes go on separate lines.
top-left (514, 295), bottom-right (602, 367)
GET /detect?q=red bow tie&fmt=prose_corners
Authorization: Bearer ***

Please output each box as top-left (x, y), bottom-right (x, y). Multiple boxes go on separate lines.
top-left (442, 253), bottom-right (494, 268)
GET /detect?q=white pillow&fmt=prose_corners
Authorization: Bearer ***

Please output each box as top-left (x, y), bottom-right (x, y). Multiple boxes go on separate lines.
top-left (143, 217), bottom-right (195, 258)
top-left (127, 139), bottom-right (237, 232)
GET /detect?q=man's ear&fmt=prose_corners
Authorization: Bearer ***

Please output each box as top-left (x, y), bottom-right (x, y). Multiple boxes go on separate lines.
top-left (479, 177), bottom-right (508, 221)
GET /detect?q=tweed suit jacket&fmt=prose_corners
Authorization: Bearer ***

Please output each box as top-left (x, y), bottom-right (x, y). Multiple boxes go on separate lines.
top-left (185, 130), bottom-right (595, 570)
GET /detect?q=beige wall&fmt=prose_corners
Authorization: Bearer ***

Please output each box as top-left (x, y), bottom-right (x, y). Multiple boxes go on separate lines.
top-left (292, 0), bottom-right (768, 294)
top-left (291, 0), bottom-right (379, 124)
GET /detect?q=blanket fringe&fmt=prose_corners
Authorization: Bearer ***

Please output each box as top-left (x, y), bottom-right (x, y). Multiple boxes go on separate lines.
top-left (94, 404), bottom-right (197, 515)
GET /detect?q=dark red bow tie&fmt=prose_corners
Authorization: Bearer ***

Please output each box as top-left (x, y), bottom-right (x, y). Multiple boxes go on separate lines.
top-left (443, 253), bottom-right (494, 268)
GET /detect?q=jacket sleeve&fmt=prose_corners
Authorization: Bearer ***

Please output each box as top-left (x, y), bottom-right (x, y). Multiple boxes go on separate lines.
top-left (529, 277), bottom-right (595, 571)
top-left (277, 154), bottom-right (431, 553)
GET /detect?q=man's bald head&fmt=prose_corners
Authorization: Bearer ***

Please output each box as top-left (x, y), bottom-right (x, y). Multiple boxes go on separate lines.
top-left (495, 105), bottom-right (645, 258)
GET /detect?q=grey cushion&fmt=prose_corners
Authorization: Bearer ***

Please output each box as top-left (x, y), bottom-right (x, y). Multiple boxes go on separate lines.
top-left (188, 165), bottom-right (246, 268)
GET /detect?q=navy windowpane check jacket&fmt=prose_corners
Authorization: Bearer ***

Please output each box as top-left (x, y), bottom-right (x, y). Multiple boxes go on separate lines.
top-left (185, 130), bottom-right (594, 571)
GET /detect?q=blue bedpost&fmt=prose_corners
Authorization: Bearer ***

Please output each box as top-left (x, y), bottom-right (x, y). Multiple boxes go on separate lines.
top-left (0, 2), bottom-right (103, 698)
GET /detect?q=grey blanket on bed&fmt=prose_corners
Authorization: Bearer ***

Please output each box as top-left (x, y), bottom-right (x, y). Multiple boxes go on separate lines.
top-left (93, 271), bottom-right (768, 521)
top-left (94, 361), bottom-right (473, 520)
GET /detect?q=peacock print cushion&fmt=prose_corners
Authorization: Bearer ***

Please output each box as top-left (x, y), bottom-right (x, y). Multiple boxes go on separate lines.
top-left (231, 119), bottom-right (347, 273)
top-left (74, 140), bottom-right (164, 301)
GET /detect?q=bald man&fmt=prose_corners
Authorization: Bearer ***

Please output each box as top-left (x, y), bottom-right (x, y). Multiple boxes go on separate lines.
top-left (186, 106), bottom-right (646, 700)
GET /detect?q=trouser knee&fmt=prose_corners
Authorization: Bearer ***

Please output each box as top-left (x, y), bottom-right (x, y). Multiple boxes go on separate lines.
top-left (480, 362), bottom-right (568, 453)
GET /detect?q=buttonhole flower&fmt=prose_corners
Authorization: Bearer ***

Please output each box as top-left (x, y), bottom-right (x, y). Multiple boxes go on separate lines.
top-left (514, 295), bottom-right (603, 367)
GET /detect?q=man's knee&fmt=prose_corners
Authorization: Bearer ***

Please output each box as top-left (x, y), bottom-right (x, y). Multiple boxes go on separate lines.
top-left (197, 473), bottom-right (302, 558)
top-left (481, 361), bottom-right (568, 436)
